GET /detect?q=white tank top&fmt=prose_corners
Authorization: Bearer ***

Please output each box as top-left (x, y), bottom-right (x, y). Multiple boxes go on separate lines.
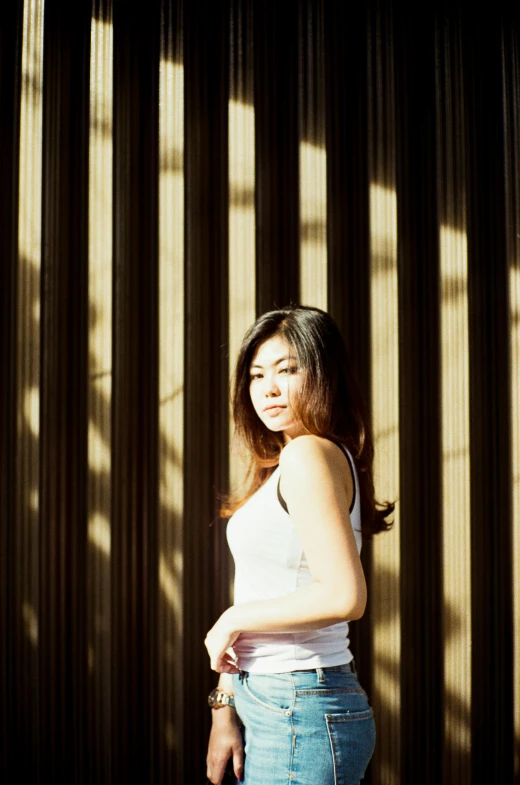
top-left (227, 442), bottom-right (362, 673)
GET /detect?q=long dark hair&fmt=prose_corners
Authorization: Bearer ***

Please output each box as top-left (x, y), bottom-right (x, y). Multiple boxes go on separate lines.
top-left (222, 305), bottom-right (394, 537)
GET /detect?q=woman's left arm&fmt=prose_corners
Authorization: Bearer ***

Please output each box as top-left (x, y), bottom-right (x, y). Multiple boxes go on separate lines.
top-left (205, 435), bottom-right (367, 673)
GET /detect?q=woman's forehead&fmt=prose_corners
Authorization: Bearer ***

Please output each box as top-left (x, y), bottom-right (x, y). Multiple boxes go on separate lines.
top-left (250, 334), bottom-right (295, 366)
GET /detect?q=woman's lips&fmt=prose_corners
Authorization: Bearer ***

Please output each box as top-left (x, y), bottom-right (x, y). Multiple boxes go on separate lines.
top-left (263, 405), bottom-right (285, 416)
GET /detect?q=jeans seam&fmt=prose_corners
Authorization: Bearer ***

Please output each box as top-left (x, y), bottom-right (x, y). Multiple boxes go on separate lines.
top-left (325, 708), bottom-right (374, 722)
top-left (295, 688), bottom-right (365, 695)
top-left (325, 716), bottom-right (339, 785)
top-left (289, 673), bottom-right (296, 782)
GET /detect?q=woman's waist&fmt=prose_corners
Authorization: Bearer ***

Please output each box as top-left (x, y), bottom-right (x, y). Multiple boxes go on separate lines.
top-left (235, 621), bottom-right (348, 648)
top-left (233, 624), bottom-right (351, 673)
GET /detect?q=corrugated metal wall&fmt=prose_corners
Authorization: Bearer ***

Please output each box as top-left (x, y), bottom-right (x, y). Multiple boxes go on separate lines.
top-left (1, 1), bottom-right (519, 783)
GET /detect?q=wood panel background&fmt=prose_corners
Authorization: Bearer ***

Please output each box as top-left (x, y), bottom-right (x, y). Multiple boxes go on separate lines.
top-left (1, 1), bottom-right (519, 783)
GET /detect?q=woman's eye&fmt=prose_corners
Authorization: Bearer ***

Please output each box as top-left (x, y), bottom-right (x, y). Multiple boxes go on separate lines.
top-left (250, 373), bottom-right (262, 381)
top-left (280, 366), bottom-right (297, 375)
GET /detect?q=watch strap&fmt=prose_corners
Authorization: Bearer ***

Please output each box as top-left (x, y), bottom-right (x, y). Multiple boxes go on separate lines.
top-left (208, 688), bottom-right (236, 709)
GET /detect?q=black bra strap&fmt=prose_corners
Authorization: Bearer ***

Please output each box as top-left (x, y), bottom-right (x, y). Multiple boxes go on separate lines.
top-left (334, 442), bottom-right (357, 514)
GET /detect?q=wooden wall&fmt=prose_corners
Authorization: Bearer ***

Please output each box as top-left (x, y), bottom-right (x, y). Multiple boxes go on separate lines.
top-left (1, 1), bottom-right (519, 782)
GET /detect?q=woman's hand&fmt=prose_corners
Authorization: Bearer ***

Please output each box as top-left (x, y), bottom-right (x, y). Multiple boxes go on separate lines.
top-left (206, 708), bottom-right (244, 784)
top-left (205, 609), bottom-right (241, 673)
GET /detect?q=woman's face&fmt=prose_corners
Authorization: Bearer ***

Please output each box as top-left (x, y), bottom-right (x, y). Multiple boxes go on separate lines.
top-left (249, 334), bottom-right (308, 443)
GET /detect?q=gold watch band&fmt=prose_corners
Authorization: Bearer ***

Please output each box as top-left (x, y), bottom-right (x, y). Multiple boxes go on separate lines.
top-left (208, 688), bottom-right (236, 709)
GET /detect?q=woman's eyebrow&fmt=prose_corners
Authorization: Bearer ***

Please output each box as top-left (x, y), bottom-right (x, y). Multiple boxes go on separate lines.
top-left (250, 354), bottom-right (297, 369)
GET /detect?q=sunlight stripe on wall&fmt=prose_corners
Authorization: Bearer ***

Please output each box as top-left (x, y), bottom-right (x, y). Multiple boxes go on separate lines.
top-left (17, 0), bottom-right (44, 652)
top-left (510, 260), bottom-right (520, 779)
top-left (436, 25), bottom-right (472, 781)
top-left (158, 11), bottom-right (184, 775)
top-left (439, 224), bottom-right (471, 782)
top-left (299, 139), bottom-right (327, 310)
top-left (298, 0), bottom-right (326, 311)
top-left (503, 30), bottom-right (520, 779)
top-left (502, 29), bottom-right (520, 777)
top-left (227, 1), bottom-right (256, 614)
top-left (228, 99), bottom-right (256, 368)
top-left (87, 8), bottom-right (113, 775)
top-left (369, 182), bottom-right (401, 785)
top-left (228, 96), bottom-right (256, 489)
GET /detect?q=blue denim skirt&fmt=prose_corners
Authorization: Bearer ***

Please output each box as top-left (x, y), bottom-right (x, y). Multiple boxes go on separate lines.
top-left (232, 662), bottom-right (375, 785)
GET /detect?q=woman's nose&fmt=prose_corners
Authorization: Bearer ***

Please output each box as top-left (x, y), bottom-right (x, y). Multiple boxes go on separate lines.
top-left (264, 375), bottom-right (280, 396)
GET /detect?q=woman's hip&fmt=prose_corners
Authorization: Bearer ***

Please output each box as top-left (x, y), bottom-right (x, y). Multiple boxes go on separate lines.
top-left (232, 665), bottom-right (376, 785)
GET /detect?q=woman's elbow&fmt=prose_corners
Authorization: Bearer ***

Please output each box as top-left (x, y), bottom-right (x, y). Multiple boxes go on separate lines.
top-left (347, 596), bottom-right (367, 621)
top-left (337, 584), bottom-right (367, 622)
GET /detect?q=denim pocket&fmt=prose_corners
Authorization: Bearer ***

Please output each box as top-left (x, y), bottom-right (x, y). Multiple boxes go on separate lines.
top-left (241, 672), bottom-right (294, 715)
top-left (325, 710), bottom-right (376, 785)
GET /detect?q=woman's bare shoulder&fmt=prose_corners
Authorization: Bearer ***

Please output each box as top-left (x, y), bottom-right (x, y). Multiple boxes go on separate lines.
top-left (279, 435), bottom-right (354, 516)
top-left (279, 434), bottom-right (346, 471)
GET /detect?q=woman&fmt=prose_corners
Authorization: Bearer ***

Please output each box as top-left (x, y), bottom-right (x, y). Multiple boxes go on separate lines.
top-left (205, 306), bottom-right (393, 785)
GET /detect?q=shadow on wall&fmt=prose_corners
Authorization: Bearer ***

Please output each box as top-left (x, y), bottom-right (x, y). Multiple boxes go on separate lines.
top-left (360, 561), bottom-right (471, 785)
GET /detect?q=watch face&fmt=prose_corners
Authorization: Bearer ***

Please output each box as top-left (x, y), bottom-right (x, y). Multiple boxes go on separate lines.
top-left (208, 688), bottom-right (235, 709)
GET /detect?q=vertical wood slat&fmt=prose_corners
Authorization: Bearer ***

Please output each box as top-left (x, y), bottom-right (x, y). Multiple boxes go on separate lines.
top-left (394, 7), bottom-right (444, 784)
top-left (503, 23), bottom-right (520, 783)
top-left (39, 0), bottom-right (91, 779)
top-left (0, 0), bottom-right (23, 779)
top-left (298, 0), bottom-right (327, 310)
top-left (324, 0), bottom-right (373, 708)
top-left (324, 9), bottom-right (374, 717)
top-left (367, 3), bottom-right (401, 783)
top-left (436, 14), bottom-right (472, 784)
top-left (254, 0), bottom-right (299, 312)
top-left (87, 1), bottom-right (113, 782)
top-left (13, 0), bottom-right (44, 777)
top-left (462, 10), bottom-right (515, 783)
top-left (158, 0), bottom-right (184, 781)
top-left (183, 2), bottom-right (230, 782)
top-left (112, 0), bottom-right (160, 780)
top-left (325, 0), bottom-right (370, 375)
top-left (228, 0), bottom-right (255, 494)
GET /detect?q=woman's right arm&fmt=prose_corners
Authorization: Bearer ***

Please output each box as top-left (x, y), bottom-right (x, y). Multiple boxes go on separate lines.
top-left (206, 673), bottom-right (244, 784)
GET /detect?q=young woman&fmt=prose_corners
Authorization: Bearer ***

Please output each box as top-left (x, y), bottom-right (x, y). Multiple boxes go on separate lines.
top-left (205, 306), bottom-right (393, 785)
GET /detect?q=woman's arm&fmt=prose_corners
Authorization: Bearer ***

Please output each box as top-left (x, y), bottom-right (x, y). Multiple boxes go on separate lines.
top-left (205, 435), bottom-right (367, 673)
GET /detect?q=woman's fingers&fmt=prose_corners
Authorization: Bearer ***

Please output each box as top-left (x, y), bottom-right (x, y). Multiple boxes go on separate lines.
top-left (217, 660), bottom-right (240, 674)
top-left (215, 657), bottom-right (240, 674)
top-left (206, 757), bottom-right (226, 785)
top-left (207, 748), bottom-right (232, 785)
top-left (213, 649), bottom-right (239, 674)
top-left (233, 744), bottom-right (244, 781)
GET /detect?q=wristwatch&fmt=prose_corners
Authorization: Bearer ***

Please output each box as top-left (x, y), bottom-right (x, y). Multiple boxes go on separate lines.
top-left (208, 688), bottom-right (236, 709)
